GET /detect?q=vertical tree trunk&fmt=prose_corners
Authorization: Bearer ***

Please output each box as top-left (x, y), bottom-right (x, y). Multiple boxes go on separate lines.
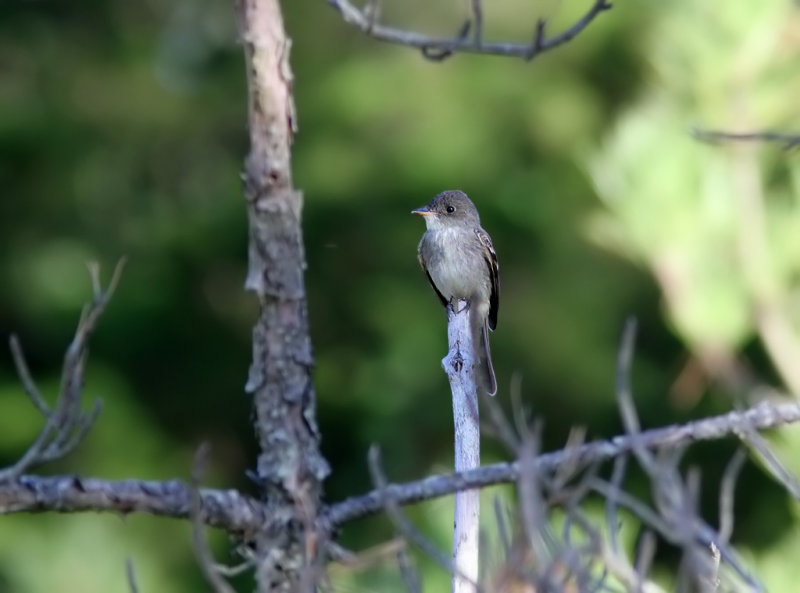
top-left (237, 0), bottom-right (329, 590)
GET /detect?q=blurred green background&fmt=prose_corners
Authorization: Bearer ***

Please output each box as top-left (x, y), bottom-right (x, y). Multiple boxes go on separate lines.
top-left (1, 0), bottom-right (799, 591)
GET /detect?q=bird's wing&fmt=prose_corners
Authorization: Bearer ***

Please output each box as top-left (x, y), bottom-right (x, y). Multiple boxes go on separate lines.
top-left (419, 241), bottom-right (448, 308)
top-left (475, 227), bottom-right (499, 330)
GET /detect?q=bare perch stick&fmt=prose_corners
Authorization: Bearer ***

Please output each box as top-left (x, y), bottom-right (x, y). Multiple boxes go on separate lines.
top-left (443, 299), bottom-right (480, 593)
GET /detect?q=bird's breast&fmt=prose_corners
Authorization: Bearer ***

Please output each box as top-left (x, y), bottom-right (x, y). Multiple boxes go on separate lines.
top-left (422, 227), bottom-right (489, 301)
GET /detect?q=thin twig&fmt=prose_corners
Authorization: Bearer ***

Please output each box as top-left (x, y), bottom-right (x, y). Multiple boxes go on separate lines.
top-left (363, 0), bottom-right (381, 32)
top-left (126, 557), bottom-right (140, 593)
top-left (633, 531), bottom-right (657, 591)
top-left (738, 426), bottom-right (800, 500)
top-left (8, 335), bottom-right (50, 415)
top-left (327, 538), bottom-right (405, 571)
top-left (692, 128), bottom-right (800, 150)
top-left (718, 449), bottom-right (747, 543)
top-left (509, 371), bottom-right (530, 442)
top-left (605, 454), bottom-right (627, 554)
top-left (493, 497), bottom-right (511, 558)
top-left (396, 541), bottom-right (421, 593)
top-left (480, 387), bottom-right (519, 453)
top-left (41, 400), bottom-right (103, 461)
top-left (551, 426), bottom-right (588, 492)
top-left (516, 425), bottom-right (549, 569)
top-left (190, 443), bottom-right (237, 593)
top-left (367, 445), bottom-right (480, 591)
top-left (471, 0), bottom-right (483, 47)
top-left (590, 479), bottom-right (673, 536)
top-left (214, 560), bottom-right (256, 578)
top-left (0, 406), bottom-right (63, 483)
top-left (328, 0), bottom-right (612, 61)
top-left (616, 317), bottom-right (643, 438)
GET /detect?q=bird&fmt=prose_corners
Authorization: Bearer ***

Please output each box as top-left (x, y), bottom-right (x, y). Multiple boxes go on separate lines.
top-left (412, 190), bottom-right (499, 395)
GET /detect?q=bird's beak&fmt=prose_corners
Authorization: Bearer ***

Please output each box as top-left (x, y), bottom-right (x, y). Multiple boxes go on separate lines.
top-left (411, 206), bottom-right (434, 216)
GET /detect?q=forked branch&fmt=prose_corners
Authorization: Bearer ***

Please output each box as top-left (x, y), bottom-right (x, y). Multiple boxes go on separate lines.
top-left (325, 398), bottom-right (800, 527)
top-left (0, 260), bottom-right (126, 483)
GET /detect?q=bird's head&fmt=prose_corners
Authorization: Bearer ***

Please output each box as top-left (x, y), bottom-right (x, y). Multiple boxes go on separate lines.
top-left (411, 190), bottom-right (480, 229)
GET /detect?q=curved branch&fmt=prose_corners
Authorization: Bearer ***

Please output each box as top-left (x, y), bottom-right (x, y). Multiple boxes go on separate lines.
top-left (324, 400), bottom-right (800, 527)
top-left (328, 0), bottom-right (612, 61)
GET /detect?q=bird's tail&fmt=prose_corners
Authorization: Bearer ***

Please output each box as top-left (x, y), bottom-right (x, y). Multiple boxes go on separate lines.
top-left (471, 311), bottom-right (497, 396)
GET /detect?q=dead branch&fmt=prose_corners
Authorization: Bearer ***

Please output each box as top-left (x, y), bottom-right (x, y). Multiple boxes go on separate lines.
top-left (738, 426), bottom-right (800, 500)
top-left (396, 542), bottom-right (422, 593)
top-left (126, 557), bottom-right (140, 593)
top-left (0, 475), bottom-right (264, 536)
top-left (612, 319), bottom-right (762, 591)
top-left (0, 260), bottom-right (125, 483)
top-left (473, 318), bottom-right (771, 592)
top-left (190, 443), bottom-right (238, 593)
top-left (325, 399), bottom-right (800, 527)
top-left (328, 0), bottom-right (612, 61)
top-left (692, 128), bottom-right (800, 150)
top-left (718, 449), bottom-right (747, 544)
top-left (490, 416), bottom-right (663, 592)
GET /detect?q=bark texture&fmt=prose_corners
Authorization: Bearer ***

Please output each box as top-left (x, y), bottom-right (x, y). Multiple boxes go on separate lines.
top-left (237, 0), bottom-right (329, 590)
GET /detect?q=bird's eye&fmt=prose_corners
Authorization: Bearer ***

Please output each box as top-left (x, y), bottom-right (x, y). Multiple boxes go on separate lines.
top-left (446, 205), bottom-right (455, 213)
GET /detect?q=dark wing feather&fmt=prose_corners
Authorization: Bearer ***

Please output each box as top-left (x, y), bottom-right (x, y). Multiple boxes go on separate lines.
top-left (475, 227), bottom-right (499, 330)
top-left (419, 245), bottom-right (448, 308)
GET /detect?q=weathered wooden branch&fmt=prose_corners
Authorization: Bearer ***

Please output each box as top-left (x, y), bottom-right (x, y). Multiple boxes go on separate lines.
top-left (328, 0), bottom-right (612, 61)
top-left (3, 396), bottom-right (799, 590)
top-left (8, 401), bottom-right (797, 538)
top-left (325, 399), bottom-right (800, 526)
top-left (0, 475), bottom-right (264, 535)
top-left (237, 0), bottom-right (330, 589)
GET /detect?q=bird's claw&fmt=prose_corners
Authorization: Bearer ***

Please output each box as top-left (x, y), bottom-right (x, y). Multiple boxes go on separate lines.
top-left (449, 298), bottom-right (470, 315)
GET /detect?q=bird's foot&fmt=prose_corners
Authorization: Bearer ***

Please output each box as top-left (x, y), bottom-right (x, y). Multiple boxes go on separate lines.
top-left (449, 297), bottom-right (470, 315)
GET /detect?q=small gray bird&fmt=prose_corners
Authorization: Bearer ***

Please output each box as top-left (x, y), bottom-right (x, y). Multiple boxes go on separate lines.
top-left (412, 190), bottom-right (499, 395)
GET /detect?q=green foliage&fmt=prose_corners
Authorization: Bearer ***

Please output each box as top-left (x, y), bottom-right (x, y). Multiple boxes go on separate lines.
top-left (587, 0), bottom-right (800, 388)
top-left (590, 2), bottom-right (800, 358)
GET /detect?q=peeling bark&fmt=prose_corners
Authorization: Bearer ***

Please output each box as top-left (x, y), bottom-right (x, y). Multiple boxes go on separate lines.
top-left (237, 0), bottom-right (329, 590)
